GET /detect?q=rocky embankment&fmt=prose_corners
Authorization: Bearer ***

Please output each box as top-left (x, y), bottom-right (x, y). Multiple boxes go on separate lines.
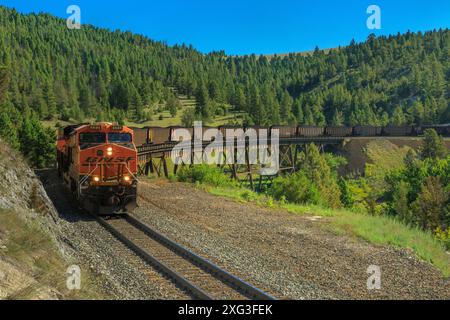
top-left (0, 139), bottom-right (187, 299)
top-left (0, 138), bottom-right (66, 299)
top-left (0, 142), bottom-right (61, 235)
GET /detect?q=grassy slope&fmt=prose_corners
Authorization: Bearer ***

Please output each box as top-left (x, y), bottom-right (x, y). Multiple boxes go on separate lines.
top-left (0, 209), bottom-right (106, 299)
top-left (42, 92), bottom-right (245, 129)
top-left (205, 186), bottom-right (450, 277)
top-left (198, 140), bottom-right (450, 276)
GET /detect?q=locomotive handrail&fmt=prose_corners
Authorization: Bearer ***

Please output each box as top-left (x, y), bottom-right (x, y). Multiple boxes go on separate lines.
top-left (79, 163), bottom-right (99, 192)
top-left (124, 162), bottom-right (140, 182)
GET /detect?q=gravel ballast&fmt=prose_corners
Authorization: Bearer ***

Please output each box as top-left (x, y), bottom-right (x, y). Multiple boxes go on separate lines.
top-left (133, 179), bottom-right (450, 300)
top-left (39, 170), bottom-right (189, 300)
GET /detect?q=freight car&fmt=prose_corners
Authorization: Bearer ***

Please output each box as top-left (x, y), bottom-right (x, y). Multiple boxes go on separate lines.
top-left (169, 126), bottom-right (194, 142)
top-left (131, 127), bottom-right (150, 146)
top-left (382, 126), bottom-right (414, 136)
top-left (271, 126), bottom-right (298, 138)
top-left (325, 126), bottom-right (354, 137)
top-left (422, 124), bottom-right (450, 137)
top-left (297, 126), bottom-right (324, 137)
top-left (131, 124), bottom-right (450, 148)
top-left (353, 126), bottom-right (382, 136)
top-left (57, 123), bottom-right (138, 215)
top-left (218, 125), bottom-right (242, 139)
top-left (148, 127), bottom-right (172, 144)
top-left (199, 126), bottom-right (218, 141)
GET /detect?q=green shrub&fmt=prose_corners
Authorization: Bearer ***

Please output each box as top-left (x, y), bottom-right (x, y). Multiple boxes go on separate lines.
top-left (435, 227), bottom-right (450, 250)
top-left (338, 177), bottom-right (354, 208)
top-left (269, 172), bottom-right (322, 206)
top-left (177, 165), bottom-right (235, 187)
top-left (240, 189), bottom-right (256, 202)
top-left (297, 144), bottom-right (342, 208)
top-left (421, 129), bottom-right (447, 160)
top-left (267, 145), bottom-right (345, 209)
top-left (412, 176), bottom-right (448, 231)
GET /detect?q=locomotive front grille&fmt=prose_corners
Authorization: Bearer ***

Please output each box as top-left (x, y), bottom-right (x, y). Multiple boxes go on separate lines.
top-left (89, 163), bottom-right (134, 186)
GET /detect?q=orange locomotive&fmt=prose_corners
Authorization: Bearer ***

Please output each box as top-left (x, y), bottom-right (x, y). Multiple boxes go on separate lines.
top-left (57, 123), bottom-right (138, 215)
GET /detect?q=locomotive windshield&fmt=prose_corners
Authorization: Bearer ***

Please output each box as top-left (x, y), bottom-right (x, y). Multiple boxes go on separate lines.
top-left (79, 132), bottom-right (106, 144)
top-left (108, 133), bottom-right (132, 143)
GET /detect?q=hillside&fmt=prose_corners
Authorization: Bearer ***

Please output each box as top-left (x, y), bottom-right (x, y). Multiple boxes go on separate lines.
top-left (0, 139), bottom-right (105, 299)
top-left (0, 5), bottom-right (448, 132)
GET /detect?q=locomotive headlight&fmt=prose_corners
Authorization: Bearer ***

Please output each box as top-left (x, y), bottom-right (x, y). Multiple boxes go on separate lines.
top-left (107, 147), bottom-right (113, 156)
top-left (123, 175), bottom-right (131, 182)
top-left (92, 176), bottom-right (100, 182)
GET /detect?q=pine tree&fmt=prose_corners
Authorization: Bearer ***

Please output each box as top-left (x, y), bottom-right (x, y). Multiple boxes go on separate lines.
top-left (0, 111), bottom-right (19, 149)
top-left (0, 65), bottom-right (10, 104)
top-left (291, 99), bottom-right (303, 124)
top-left (280, 90), bottom-right (293, 124)
top-left (167, 95), bottom-right (180, 118)
top-left (331, 109), bottom-right (344, 126)
top-left (234, 87), bottom-right (246, 111)
top-left (412, 177), bottom-right (448, 231)
top-left (0, 6), bottom-right (449, 135)
top-left (421, 129), bottom-right (446, 160)
top-left (18, 116), bottom-right (37, 158)
top-left (181, 108), bottom-right (196, 127)
top-left (393, 181), bottom-right (412, 224)
top-left (392, 106), bottom-right (406, 125)
top-left (129, 87), bottom-right (144, 120)
top-left (32, 88), bottom-right (48, 120)
top-left (196, 82), bottom-right (211, 119)
top-left (298, 144), bottom-right (342, 208)
top-left (42, 80), bottom-right (57, 119)
top-left (408, 100), bottom-right (424, 125)
top-left (249, 85), bottom-right (264, 125)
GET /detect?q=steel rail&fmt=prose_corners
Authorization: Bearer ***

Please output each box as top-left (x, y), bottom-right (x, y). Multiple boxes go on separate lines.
top-left (95, 214), bottom-right (276, 300)
top-left (125, 214), bottom-right (276, 300)
top-left (95, 215), bottom-right (213, 300)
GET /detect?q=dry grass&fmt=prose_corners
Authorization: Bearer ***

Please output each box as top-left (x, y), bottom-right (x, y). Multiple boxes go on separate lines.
top-left (207, 185), bottom-right (450, 277)
top-left (365, 139), bottom-right (413, 171)
top-left (0, 209), bottom-right (107, 300)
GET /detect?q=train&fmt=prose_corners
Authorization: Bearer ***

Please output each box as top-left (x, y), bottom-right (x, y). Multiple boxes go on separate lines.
top-left (57, 123), bottom-right (138, 215)
top-left (56, 122), bottom-right (447, 214)
top-left (130, 124), bottom-right (450, 146)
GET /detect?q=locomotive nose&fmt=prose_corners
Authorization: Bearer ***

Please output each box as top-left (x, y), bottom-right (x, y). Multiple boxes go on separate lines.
top-left (95, 146), bottom-right (112, 157)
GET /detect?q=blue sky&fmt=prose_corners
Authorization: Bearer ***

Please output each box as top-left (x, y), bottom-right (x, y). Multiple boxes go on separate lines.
top-left (1, 0), bottom-right (449, 55)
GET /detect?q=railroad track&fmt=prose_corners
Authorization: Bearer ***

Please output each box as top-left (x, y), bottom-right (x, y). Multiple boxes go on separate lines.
top-left (95, 213), bottom-right (276, 300)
